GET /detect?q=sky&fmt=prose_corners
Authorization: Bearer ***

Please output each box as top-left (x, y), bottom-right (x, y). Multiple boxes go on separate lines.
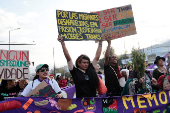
top-left (0, 0), bottom-right (170, 74)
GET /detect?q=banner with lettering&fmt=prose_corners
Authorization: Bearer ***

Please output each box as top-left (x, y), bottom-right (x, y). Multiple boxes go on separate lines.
top-left (92, 4), bottom-right (137, 40)
top-left (1, 90), bottom-right (170, 113)
top-left (0, 50), bottom-right (30, 79)
top-left (56, 10), bottom-right (102, 41)
top-left (117, 91), bottom-right (169, 113)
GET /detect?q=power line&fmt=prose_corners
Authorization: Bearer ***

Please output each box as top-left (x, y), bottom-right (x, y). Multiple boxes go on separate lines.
top-left (0, 44), bottom-right (36, 45)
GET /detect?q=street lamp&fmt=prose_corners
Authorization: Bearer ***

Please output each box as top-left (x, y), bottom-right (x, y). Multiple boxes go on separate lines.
top-left (9, 28), bottom-right (20, 50)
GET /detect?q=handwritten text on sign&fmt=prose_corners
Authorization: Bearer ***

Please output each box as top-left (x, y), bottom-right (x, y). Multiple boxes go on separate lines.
top-left (56, 10), bottom-right (102, 41)
top-left (92, 4), bottom-right (136, 40)
top-left (0, 50), bottom-right (30, 79)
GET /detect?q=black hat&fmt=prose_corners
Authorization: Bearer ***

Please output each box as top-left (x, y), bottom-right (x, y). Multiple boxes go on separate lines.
top-left (154, 56), bottom-right (165, 64)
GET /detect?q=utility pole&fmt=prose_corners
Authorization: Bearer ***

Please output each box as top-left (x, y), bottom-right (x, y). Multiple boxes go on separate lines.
top-left (53, 47), bottom-right (55, 76)
top-left (9, 28), bottom-right (20, 50)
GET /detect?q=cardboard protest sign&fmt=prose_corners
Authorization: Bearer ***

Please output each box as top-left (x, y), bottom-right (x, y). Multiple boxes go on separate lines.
top-left (27, 80), bottom-right (48, 97)
top-left (56, 10), bottom-right (102, 41)
top-left (39, 85), bottom-right (57, 97)
top-left (0, 50), bottom-right (30, 79)
top-left (91, 4), bottom-right (136, 40)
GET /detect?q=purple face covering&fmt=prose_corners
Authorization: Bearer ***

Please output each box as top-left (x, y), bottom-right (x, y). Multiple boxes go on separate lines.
top-left (38, 78), bottom-right (49, 84)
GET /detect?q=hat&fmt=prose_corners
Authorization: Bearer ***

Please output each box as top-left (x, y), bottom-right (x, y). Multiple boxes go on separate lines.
top-left (154, 56), bottom-right (165, 64)
top-left (35, 64), bottom-right (49, 72)
top-left (49, 74), bottom-right (54, 77)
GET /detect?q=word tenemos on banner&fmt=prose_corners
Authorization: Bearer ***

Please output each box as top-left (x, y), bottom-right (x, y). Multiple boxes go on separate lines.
top-left (0, 50), bottom-right (30, 79)
top-left (56, 10), bottom-right (102, 41)
top-left (91, 4), bottom-right (136, 40)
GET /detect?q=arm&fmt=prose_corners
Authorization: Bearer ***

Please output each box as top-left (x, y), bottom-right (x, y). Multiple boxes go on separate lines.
top-left (59, 80), bottom-right (62, 87)
top-left (104, 37), bottom-right (111, 66)
top-left (51, 79), bottom-right (63, 98)
top-left (58, 35), bottom-right (71, 62)
top-left (152, 69), bottom-right (159, 80)
top-left (93, 41), bottom-right (102, 61)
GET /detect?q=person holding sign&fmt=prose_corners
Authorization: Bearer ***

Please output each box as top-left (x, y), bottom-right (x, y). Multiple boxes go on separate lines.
top-left (21, 64), bottom-right (63, 98)
top-left (0, 79), bottom-right (26, 101)
top-left (104, 37), bottom-right (123, 96)
top-left (58, 35), bottom-right (102, 98)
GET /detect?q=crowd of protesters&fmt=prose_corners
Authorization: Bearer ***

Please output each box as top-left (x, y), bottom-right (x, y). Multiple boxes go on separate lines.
top-left (0, 35), bottom-right (170, 101)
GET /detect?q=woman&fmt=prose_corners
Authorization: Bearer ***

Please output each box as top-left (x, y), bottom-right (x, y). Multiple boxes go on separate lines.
top-left (21, 64), bottom-right (63, 98)
top-left (59, 76), bottom-right (67, 88)
top-left (95, 64), bottom-right (102, 74)
top-left (104, 37), bottom-right (123, 96)
top-left (127, 65), bottom-right (133, 79)
top-left (58, 35), bottom-right (102, 98)
top-left (56, 75), bottom-right (61, 84)
top-left (119, 69), bottom-right (129, 88)
top-left (153, 56), bottom-right (167, 80)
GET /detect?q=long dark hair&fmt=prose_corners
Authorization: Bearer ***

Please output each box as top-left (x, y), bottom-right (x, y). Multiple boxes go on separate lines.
top-left (33, 70), bottom-right (40, 81)
top-left (76, 55), bottom-right (99, 93)
top-left (56, 75), bottom-right (60, 81)
top-left (1, 80), bottom-right (12, 87)
top-left (33, 75), bottom-right (39, 81)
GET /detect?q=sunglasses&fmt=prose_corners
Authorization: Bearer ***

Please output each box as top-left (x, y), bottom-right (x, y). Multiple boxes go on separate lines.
top-left (84, 74), bottom-right (89, 80)
top-left (39, 68), bottom-right (49, 72)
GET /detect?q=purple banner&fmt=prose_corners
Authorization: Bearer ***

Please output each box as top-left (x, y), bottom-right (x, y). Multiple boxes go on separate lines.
top-left (1, 90), bottom-right (170, 113)
top-left (117, 90), bottom-right (170, 113)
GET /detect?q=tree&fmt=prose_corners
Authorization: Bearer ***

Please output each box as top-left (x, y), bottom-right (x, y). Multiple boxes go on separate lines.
top-left (50, 67), bottom-right (71, 78)
top-left (102, 46), bottom-right (115, 56)
top-left (131, 48), bottom-right (145, 77)
top-left (121, 50), bottom-right (129, 59)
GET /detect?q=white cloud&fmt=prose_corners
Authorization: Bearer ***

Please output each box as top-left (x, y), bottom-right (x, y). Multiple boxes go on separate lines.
top-left (23, 0), bottom-right (29, 6)
top-left (1, 0), bottom-right (170, 74)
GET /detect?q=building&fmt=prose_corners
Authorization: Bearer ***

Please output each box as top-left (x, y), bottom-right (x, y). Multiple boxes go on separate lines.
top-left (141, 44), bottom-right (170, 64)
top-left (121, 40), bottom-right (170, 65)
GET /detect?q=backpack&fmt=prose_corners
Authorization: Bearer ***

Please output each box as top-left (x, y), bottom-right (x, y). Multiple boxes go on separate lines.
top-left (158, 75), bottom-right (170, 90)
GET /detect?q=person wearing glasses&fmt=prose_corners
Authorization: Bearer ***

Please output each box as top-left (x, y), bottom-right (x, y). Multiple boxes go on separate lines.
top-left (21, 64), bottom-right (63, 98)
top-left (104, 37), bottom-right (123, 97)
top-left (58, 35), bottom-right (102, 98)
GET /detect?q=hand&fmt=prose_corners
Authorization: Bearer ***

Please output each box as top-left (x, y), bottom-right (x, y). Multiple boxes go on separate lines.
top-left (99, 40), bottom-right (102, 44)
top-left (55, 94), bottom-right (63, 98)
top-left (106, 36), bottom-right (111, 45)
top-left (151, 78), bottom-right (158, 86)
top-left (163, 85), bottom-right (170, 90)
top-left (101, 34), bottom-right (105, 40)
top-left (139, 77), bottom-right (144, 83)
top-left (58, 35), bottom-right (64, 44)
